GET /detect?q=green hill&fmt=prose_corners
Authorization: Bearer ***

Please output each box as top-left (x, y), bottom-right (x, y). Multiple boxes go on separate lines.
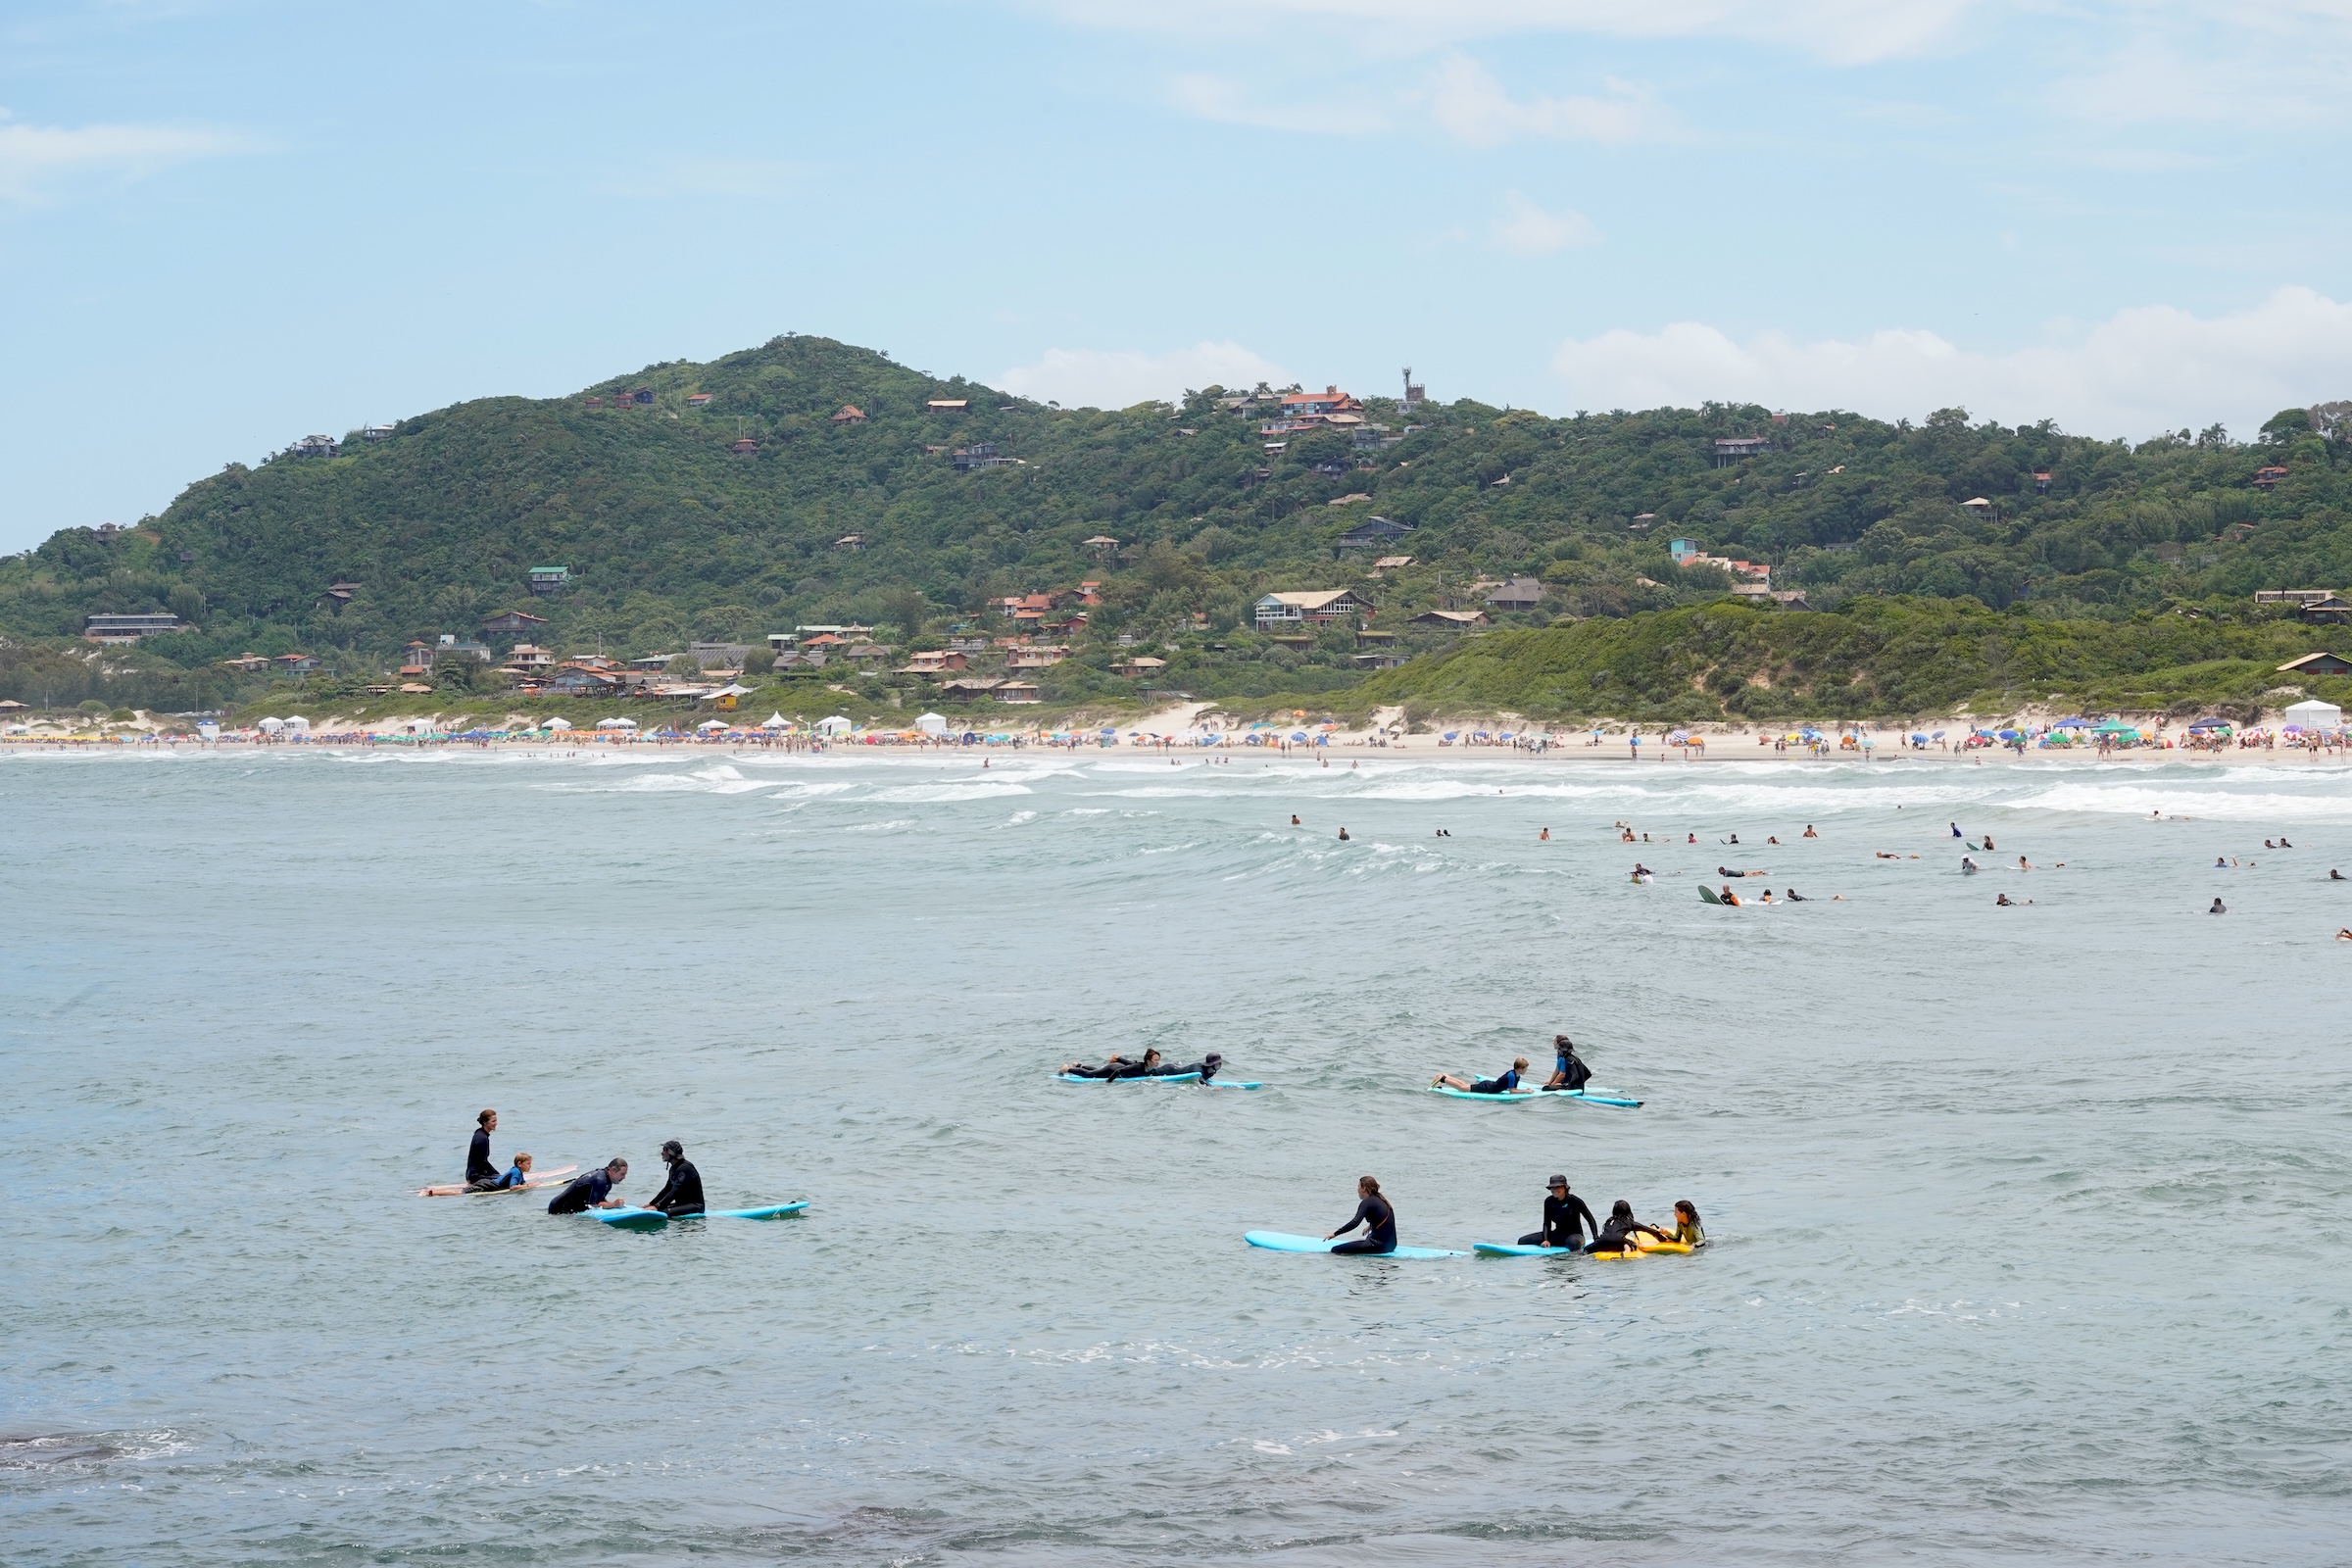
top-left (3, 332), bottom-right (2349, 714)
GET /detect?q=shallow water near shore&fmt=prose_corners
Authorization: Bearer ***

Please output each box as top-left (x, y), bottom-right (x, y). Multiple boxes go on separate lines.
top-left (5, 750), bottom-right (2350, 1565)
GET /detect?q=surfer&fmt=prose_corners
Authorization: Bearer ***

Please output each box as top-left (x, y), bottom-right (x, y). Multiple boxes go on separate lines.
top-left (1961, 856), bottom-right (1980, 873)
top-left (1520, 1175), bottom-right (1597, 1249)
top-left (1586, 1200), bottom-right (1672, 1255)
top-left (1785, 888), bottom-right (1808, 901)
top-left (465, 1108), bottom-right (503, 1192)
top-left (1995, 893), bottom-right (2015, 906)
top-left (1803, 824), bottom-right (1818, 838)
top-left (2210, 897), bottom-right (2227, 914)
top-left (1338, 827), bottom-right (1350, 841)
top-left (1325, 1175), bottom-right (1396, 1255)
top-left (646, 1140), bottom-right (705, 1217)
top-left (1145, 1051), bottom-right (1222, 1081)
top-left (2333, 869), bottom-right (2347, 881)
top-left (1663, 1200), bottom-right (1706, 1248)
top-left (1098, 1049), bottom-right (1168, 1080)
top-left (1544, 1036), bottom-right (1592, 1093)
top-left (488, 1152), bottom-right (534, 1190)
top-left (1059, 1054), bottom-right (1135, 1078)
top-left (1719, 885), bottom-right (1741, 906)
top-left (1950, 822), bottom-right (1962, 837)
top-left (547, 1158), bottom-right (630, 1214)
top-left (1433, 1055), bottom-right (1529, 1094)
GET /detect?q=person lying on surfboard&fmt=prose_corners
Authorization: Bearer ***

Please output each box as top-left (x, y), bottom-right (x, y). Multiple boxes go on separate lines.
top-left (489, 1152), bottom-right (534, 1191)
top-left (1432, 1056), bottom-right (1529, 1094)
top-left (1060, 1053), bottom-right (1138, 1078)
top-left (1585, 1200), bottom-right (1672, 1254)
top-left (1521, 1175), bottom-right (1596, 1249)
top-left (547, 1158), bottom-right (630, 1214)
top-left (646, 1140), bottom-right (705, 1217)
top-left (1146, 1051), bottom-right (1223, 1082)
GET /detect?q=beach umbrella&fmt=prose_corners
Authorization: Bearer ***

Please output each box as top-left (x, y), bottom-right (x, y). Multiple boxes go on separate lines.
top-left (1997, 729), bottom-right (2020, 740)
top-left (1291, 731), bottom-right (1308, 742)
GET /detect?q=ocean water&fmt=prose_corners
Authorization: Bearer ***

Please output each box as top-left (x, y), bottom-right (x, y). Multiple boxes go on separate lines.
top-left (5, 749), bottom-right (2350, 1565)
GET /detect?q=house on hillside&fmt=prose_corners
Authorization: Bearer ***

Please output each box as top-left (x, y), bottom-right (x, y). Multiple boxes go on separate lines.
top-left (995, 680), bottom-right (1043, 704)
top-left (927, 399), bottom-right (970, 414)
top-left (508, 644), bottom-right (556, 667)
top-left (527, 565), bottom-right (568, 595)
top-left (481, 610), bottom-right (549, 637)
top-left (834, 534), bottom-right (865, 551)
top-left (1410, 610), bottom-right (1487, 631)
top-left (686, 393), bottom-right (713, 408)
top-left (730, 437), bottom-right (759, 457)
top-left (290, 434), bottom-right (340, 459)
top-left (630, 388), bottom-right (655, 406)
top-left (2255, 590), bottom-right (2335, 605)
top-left (1370, 555), bottom-right (1413, 576)
top-left (830, 405), bottom-right (867, 424)
top-left (220, 654), bottom-right (270, 672)
top-left (362, 423), bottom-right (396, 442)
top-left (899, 651), bottom-right (969, 675)
top-left (2294, 595), bottom-right (2352, 625)
top-left (1254, 589), bottom-right (1371, 629)
top-left (2277, 651), bottom-right (2352, 676)
top-left (1007, 646), bottom-right (1067, 669)
top-left (688, 641), bottom-right (750, 671)
top-left (1484, 577), bottom-right (1547, 612)
top-left (1336, 515), bottom-right (1413, 551)
top-left (1112, 656), bottom-right (1167, 677)
top-left (2254, 466), bottom-right (2290, 490)
top-left (82, 613), bottom-right (183, 643)
top-left (1084, 535), bottom-right (1119, 559)
top-left (1282, 386), bottom-right (1363, 417)
top-left (275, 653), bottom-right (320, 674)
top-left (429, 636), bottom-right (492, 664)
top-left (1713, 436), bottom-right (1769, 466)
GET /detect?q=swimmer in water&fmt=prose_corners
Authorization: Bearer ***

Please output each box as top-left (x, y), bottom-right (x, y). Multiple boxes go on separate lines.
top-left (1291, 815), bottom-right (1300, 826)
top-left (1338, 827), bottom-right (1349, 841)
top-left (2210, 898), bottom-right (2227, 914)
top-left (1803, 824), bottom-right (1818, 838)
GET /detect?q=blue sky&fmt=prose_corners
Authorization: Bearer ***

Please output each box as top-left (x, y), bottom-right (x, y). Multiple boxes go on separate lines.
top-left (5, 0), bottom-right (2350, 553)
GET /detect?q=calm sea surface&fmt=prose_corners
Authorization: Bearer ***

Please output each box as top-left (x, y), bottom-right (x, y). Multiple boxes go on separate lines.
top-left (5, 748), bottom-right (2350, 1565)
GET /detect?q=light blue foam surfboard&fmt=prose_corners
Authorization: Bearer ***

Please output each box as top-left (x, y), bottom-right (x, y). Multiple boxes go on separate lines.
top-left (1057, 1070), bottom-right (1202, 1084)
top-left (1473, 1241), bottom-right (1577, 1257)
top-left (1426, 1083), bottom-right (1542, 1102)
top-left (600, 1201), bottom-right (809, 1223)
top-left (1538, 1087), bottom-right (1643, 1108)
top-left (590, 1207), bottom-right (668, 1230)
top-left (1245, 1230), bottom-right (1467, 1260)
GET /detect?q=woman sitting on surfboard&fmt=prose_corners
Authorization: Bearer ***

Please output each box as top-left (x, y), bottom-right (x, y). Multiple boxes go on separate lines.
top-left (1432, 1056), bottom-right (1528, 1095)
top-left (465, 1108), bottom-right (504, 1192)
top-left (1543, 1038), bottom-right (1592, 1093)
top-left (1325, 1176), bottom-right (1396, 1255)
top-left (1663, 1200), bottom-right (1706, 1248)
top-left (1586, 1200), bottom-right (1672, 1254)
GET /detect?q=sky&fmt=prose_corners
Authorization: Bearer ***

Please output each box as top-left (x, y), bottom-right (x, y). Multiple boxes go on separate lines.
top-left (4, 0), bottom-right (2351, 554)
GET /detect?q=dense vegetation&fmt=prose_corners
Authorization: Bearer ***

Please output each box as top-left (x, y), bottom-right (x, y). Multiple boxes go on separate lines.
top-left (3, 333), bottom-right (2348, 714)
top-left (1352, 597), bottom-right (2352, 725)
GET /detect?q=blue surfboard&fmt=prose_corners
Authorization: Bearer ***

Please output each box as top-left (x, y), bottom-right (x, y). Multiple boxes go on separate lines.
top-left (1473, 1241), bottom-right (1577, 1257)
top-left (1538, 1087), bottom-right (1643, 1108)
top-left (1426, 1084), bottom-right (1542, 1102)
top-left (1245, 1230), bottom-right (1466, 1260)
top-left (1057, 1070), bottom-right (1202, 1084)
top-left (590, 1207), bottom-right (668, 1230)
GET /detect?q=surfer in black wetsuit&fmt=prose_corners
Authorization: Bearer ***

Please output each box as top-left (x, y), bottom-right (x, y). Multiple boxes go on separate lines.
top-left (1542, 1037), bottom-right (1592, 1093)
top-left (547, 1158), bottom-right (630, 1214)
top-left (1326, 1175), bottom-right (1396, 1255)
top-left (1060, 1054), bottom-right (1136, 1078)
top-left (1105, 1049), bottom-right (1166, 1080)
top-left (1586, 1200), bottom-right (1671, 1254)
top-left (1520, 1175), bottom-right (1596, 1248)
top-left (465, 1108), bottom-right (503, 1192)
top-left (1150, 1052), bottom-right (1224, 1082)
top-left (647, 1140), bottom-right (705, 1217)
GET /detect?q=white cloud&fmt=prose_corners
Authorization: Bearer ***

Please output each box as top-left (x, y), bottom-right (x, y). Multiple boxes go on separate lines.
top-left (1548, 287), bottom-right (2352, 439)
top-left (1165, 74), bottom-right (1389, 134)
top-left (0, 116), bottom-right (252, 203)
top-left (1492, 190), bottom-right (1599, 255)
top-left (998, 341), bottom-right (1292, 409)
top-left (1430, 55), bottom-right (1672, 146)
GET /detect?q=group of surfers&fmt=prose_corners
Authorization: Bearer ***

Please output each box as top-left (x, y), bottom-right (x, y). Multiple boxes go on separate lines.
top-left (462, 1108), bottom-right (707, 1216)
top-left (1060, 1049), bottom-right (1230, 1083)
top-left (1431, 1035), bottom-right (1591, 1095)
top-left (1327, 1172), bottom-right (1706, 1256)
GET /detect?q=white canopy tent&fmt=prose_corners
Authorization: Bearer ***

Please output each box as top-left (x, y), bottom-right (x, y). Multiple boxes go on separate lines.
top-left (544, 716), bottom-right (572, 730)
top-left (696, 719), bottom-right (731, 733)
top-left (914, 712), bottom-right (948, 736)
top-left (597, 716), bottom-right (640, 731)
top-left (760, 711), bottom-right (792, 730)
top-left (2282, 699), bottom-right (2342, 730)
top-left (814, 714), bottom-right (856, 735)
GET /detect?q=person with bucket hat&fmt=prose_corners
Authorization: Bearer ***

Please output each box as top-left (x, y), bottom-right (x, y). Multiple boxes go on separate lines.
top-left (1521, 1175), bottom-right (1597, 1250)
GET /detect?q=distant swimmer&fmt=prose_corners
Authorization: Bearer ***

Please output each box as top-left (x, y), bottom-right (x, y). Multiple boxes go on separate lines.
top-left (1541, 828), bottom-right (1550, 841)
top-left (1983, 835), bottom-right (1996, 852)
top-left (1434, 1056), bottom-right (1529, 1095)
top-left (547, 1158), bottom-right (630, 1214)
top-left (2215, 857), bottom-right (2229, 868)
top-left (1758, 889), bottom-right (1775, 904)
top-left (1586, 1200), bottom-right (1671, 1255)
top-left (1324, 1176), bottom-right (1397, 1255)
top-left (1291, 815), bottom-right (1301, 826)
top-left (1875, 852), bottom-right (1900, 859)
top-left (1521, 1175), bottom-right (1597, 1249)
top-left (2333, 869), bottom-right (2347, 880)
top-left (2018, 856), bottom-right (2034, 870)
top-left (1719, 885), bottom-right (1742, 906)
top-left (647, 1140), bottom-right (705, 1218)
top-left (1767, 835), bottom-right (1781, 846)
top-left (1338, 827), bottom-right (1350, 841)
top-left (1803, 825), bottom-right (1819, 838)
top-left (1725, 834), bottom-right (1740, 845)
top-left (1631, 863), bottom-right (1654, 882)
top-left (2210, 898), bottom-right (2227, 914)
top-left (1785, 889), bottom-right (1809, 902)
top-left (1544, 1036), bottom-right (1592, 1093)
top-left (1995, 893), bottom-right (2015, 906)
top-left (2281, 838), bottom-right (2294, 848)
top-left (1688, 833), bottom-right (1696, 844)
top-left (465, 1108), bottom-right (504, 1192)
top-left (1961, 857), bottom-right (1980, 873)
top-left (2337, 929), bottom-right (2352, 941)
top-left (1951, 822), bottom-right (1963, 837)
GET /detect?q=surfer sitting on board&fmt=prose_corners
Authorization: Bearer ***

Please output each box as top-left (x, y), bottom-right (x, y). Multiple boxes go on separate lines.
top-left (1433, 1056), bottom-right (1528, 1094)
top-left (646, 1140), bottom-right (705, 1216)
top-left (466, 1109), bottom-right (505, 1192)
top-left (1520, 1175), bottom-right (1596, 1249)
top-left (1586, 1200), bottom-right (1672, 1254)
top-left (547, 1158), bottom-right (630, 1214)
top-left (1543, 1037), bottom-right (1592, 1093)
top-left (1325, 1176), bottom-right (1397, 1255)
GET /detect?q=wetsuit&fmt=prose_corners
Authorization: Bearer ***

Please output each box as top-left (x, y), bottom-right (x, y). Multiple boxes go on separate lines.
top-left (1148, 1058), bottom-right (1218, 1082)
top-left (1469, 1067), bottom-right (1521, 1095)
top-left (1587, 1215), bottom-right (1669, 1254)
top-left (648, 1158), bottom-right (705, 1217)
top-left (1063, 1060), bottom-right (1130, 1079)
top-left (465, 1126), bottom-right (502, 1192)
top-left (1553, 1049), bottom-right (1592, 1093)
top-left (1331, 1193), bottom-right (1397, 1254)
top-left (547, 1170), bottom-right (613, 1215)
top-left (1520, 1191), bottom-right (1597, 1249)
top-left (493, 1163), bottom-right (529, 1191)
top-left (1105, 1059), bottom-right (1164, 1081)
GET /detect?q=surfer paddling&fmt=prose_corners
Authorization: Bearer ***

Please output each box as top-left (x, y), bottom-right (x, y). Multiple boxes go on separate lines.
top-left (547, 1158), bottom-right (630, 1214)
top-left (1433, 1055), bottom-right (1529, 1094)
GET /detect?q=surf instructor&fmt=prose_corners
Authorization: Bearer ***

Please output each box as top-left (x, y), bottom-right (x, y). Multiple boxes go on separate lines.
top-left (547, 1158), bottom-right (630, 1214)
top-left (646, 1140), bottom-right (705, 1217)
top-left (465, 1108), bottom-right (503, 1192)
top-left (1325, 1175), bottom-right (1397, 1255)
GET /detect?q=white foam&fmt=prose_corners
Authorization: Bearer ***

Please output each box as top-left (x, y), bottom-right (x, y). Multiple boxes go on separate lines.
top-left (2008, 781), bottom-right (2352, 822)
top-left (867, 781), bottom-right (1036, 803)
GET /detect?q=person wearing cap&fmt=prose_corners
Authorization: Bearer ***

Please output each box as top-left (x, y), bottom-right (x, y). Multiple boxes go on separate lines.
top-left (645, 1140), bottom-right (705, 1217)
top-left (1520, 1176), bottom-right (1597, 1249)
top-left (1542, 1037), bottom-right (1592, 1093)
top-left (1147, 1051), bottom-right (1225, 1084)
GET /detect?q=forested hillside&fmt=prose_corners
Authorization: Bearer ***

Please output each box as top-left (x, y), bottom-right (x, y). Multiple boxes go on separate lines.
top-left (3, 332), bottom-right (2349, 711)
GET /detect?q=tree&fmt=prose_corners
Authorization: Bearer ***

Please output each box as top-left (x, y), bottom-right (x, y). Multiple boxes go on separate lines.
top-left (2260, 408), bottom-right (2314, 446)
top-left (879, 585), bottom-right (926, 642)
